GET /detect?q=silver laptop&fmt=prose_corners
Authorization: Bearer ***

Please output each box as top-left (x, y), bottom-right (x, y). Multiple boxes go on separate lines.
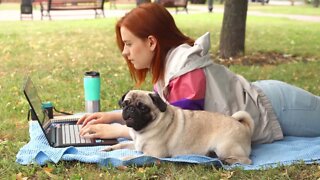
top-left (23, 76), bottom-right (118, 147)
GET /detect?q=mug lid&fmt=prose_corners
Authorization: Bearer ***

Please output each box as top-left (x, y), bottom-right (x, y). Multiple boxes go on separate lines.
top-left (85, 71), bottom-right (100, 77)
top-left (42, 101), bottom-right (53, 108)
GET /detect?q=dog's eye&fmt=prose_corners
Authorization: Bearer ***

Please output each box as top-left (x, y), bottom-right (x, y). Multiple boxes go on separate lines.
top-left (137, 102), bottom-right (148, 112)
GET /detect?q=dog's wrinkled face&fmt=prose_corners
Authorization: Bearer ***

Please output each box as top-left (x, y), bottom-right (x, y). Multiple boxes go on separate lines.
top-left (119, 90), bottom-right (167, 131)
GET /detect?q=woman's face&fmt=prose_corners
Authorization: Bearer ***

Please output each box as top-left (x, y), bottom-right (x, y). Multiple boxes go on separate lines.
top-left (120, 26), bottom-right (156, 70)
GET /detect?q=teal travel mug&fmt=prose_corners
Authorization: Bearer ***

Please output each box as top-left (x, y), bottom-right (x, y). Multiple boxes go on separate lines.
top-left (84, 71), bottom-right (100, 113)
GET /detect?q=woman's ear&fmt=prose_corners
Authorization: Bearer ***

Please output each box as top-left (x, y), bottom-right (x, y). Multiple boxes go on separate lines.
top-left (147, 35), bottom-right (157, 51)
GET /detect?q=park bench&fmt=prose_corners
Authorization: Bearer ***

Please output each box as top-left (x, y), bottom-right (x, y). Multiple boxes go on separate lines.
top-left (158, 0), bottom-right (188, 13)
top-left (40, 0), bottom-right (106, 20)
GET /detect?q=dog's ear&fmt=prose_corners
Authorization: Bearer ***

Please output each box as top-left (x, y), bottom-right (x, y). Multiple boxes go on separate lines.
top-left (148, 93), bottom-right (167, 112)
top-left (118, 91), bottom-right (129, 108)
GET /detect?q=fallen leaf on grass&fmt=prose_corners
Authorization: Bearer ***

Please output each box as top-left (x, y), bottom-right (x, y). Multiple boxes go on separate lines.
top-left (116, 165), bottom-right (128, 171)
top-left (16, 172), bottom-right (28, 180)
top-left (43, 167), bottom-right (59, 179)
top-left (220, 171), bottom-right (234, 179)
top-left (314, 166), bottom-right (320, 178)
top-left (155, 160), bottom-right (161, 165)
top-left (138, 167), bottom-right (146, 173)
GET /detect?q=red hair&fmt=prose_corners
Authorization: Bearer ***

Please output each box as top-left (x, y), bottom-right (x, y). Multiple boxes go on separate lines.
top-left (115, 3), bottom-right (194, 86)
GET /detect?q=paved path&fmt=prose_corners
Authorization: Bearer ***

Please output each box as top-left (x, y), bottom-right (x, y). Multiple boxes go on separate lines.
top-left (0, 4), bottom-right (320, 22)
top-left (190, 5), bottom-right (320, 23)
top-left (0, 9), bottom-right (129, 21)
top-left (248, 11), bottom-right (320, 22)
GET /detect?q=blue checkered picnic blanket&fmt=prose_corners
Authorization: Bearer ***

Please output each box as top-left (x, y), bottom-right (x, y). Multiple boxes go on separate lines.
top-left (16, 121), bottom-right (320, 170)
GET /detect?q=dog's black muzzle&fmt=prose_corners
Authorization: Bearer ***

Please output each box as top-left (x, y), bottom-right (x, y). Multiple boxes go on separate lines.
top-left (122, 105), bottom-right (139, 122)
top-left (122, 102), bottom-right (152, 131)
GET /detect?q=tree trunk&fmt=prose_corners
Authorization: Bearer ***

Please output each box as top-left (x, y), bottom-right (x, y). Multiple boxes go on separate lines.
top-left (219, 0), bottom-right (248, 59)
top-left (314, 0), bottom-right (319, 7)
top-left (290, 0), bottom-right (295, 6)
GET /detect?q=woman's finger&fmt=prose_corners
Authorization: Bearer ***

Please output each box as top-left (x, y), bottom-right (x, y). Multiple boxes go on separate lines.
top-left (82, 133), bottom-right (98, 139)
top-left (77, 114), bottom-right (89, 125)
top-left (79, 124), bottom-right (93, 136)
top-left (87, 120), bottom-right (97, 125)
top-left (81, 113), bottom-right (100, 127)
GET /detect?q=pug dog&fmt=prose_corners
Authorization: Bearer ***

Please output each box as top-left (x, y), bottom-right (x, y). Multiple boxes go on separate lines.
top-left (103, 90), bottom-right (254, 165)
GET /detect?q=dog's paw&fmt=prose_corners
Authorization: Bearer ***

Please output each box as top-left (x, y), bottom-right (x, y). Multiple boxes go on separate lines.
top-left (101, 142), bottom-right (135, 152)
top-left (223, 157), bottom-right (252, 165)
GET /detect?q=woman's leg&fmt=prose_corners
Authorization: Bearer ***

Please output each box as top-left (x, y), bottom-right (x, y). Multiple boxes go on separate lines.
top-left (253, 80), bottom-right (320, 137)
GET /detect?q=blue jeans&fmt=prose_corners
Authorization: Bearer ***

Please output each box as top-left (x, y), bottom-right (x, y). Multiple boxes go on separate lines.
top-left (253, 80), bottom-right (320, 137)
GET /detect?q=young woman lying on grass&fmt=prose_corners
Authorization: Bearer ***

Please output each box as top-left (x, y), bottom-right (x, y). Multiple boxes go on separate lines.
top-left (77, 3), bottom-right (320, 144)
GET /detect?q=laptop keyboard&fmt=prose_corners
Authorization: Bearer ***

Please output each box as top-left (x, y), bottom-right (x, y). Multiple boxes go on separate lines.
top-left (61, 124), bottom-right (91, 144)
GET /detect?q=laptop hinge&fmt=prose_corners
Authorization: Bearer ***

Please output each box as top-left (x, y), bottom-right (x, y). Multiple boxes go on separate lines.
top-left (55, 125), bottom-right (63, 147)
top-left (48, 126), bottom-right (57, 146)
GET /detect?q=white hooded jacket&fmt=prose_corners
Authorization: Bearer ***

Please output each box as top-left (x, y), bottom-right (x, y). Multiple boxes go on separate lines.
top-left (155, 32), bottom-right (283, 144)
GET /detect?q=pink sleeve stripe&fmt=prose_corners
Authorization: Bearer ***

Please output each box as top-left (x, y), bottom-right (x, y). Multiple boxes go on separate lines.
top-left (168, 69), bottom-right (206, 102)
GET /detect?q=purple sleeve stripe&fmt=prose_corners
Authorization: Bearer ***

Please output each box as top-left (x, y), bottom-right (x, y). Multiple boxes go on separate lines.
top-left (170, 98), bottom-right (204, 110)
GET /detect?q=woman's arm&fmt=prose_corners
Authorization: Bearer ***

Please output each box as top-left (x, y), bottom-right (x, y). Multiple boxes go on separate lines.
top-left (79, 123), bottom-right (131, 139)
top-left (77, 111), bottom-right (132, 139)
top-left (77, 111), bottom-right (124, 127)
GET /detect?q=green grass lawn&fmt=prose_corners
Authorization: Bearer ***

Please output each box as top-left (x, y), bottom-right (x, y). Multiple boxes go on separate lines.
top-left (0, 10), bottom-right (320, 179)
top-left (0, 2), bottom-right (19, 10)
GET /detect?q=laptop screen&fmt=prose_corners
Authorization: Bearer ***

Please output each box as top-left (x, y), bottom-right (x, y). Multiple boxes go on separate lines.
top-left (23, 77), bottom-right (50, 127)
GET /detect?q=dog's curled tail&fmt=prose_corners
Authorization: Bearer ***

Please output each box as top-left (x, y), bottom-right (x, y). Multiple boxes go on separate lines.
top-left (232, 111), bottom-right (254, 136)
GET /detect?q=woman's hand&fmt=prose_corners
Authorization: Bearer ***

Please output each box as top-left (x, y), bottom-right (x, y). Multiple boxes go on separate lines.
top-left (79, 123), bottom-right (130, 139)
top-left (77, 111), bottom-right (123, 127)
